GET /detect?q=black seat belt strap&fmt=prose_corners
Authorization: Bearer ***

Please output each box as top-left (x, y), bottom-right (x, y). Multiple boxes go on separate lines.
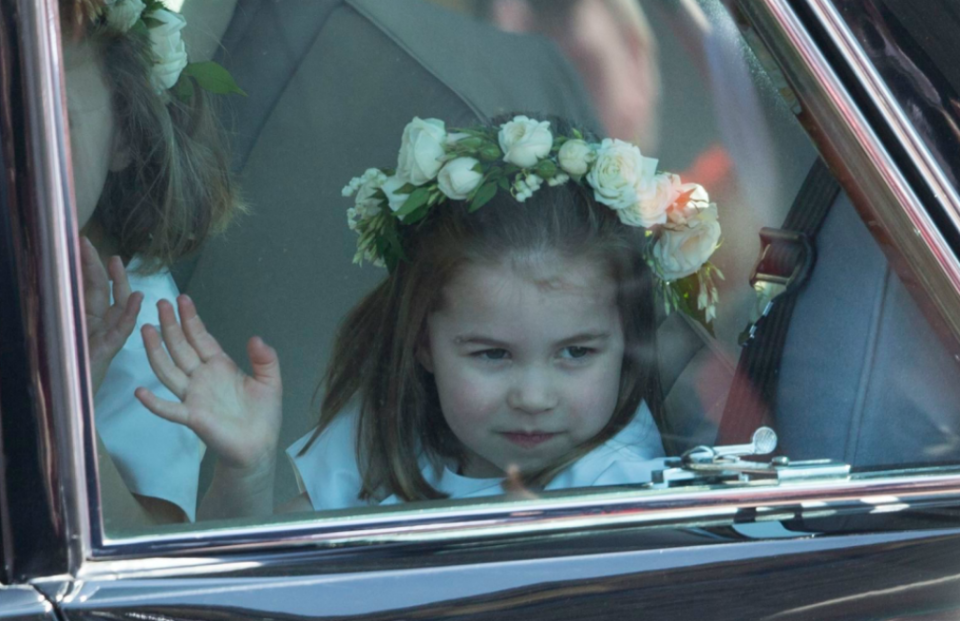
top-left (716, 158), bottom-right (841, 445)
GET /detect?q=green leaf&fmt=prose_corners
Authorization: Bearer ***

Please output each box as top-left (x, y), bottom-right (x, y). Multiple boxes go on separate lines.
top-left (455, 136), bottom-right (483, 150)
top-left (427, 190), bottom-right (444, 206)
top-left (469, 182), bottom-right (498, 212)
top-left (182, 61), bottom-right (247, 97)
top-left (171, 75), bottom-right (195, 103)
top-left (397, 182), bottom-right (417, 195)
top-left (479, 144), bottom-right (502, 161)
top-left (402, 204), bottom-right (431, 224)
top-left (535, 159), bottom-right (558, 179)
top-left (396, 187), bottom-right (431, 217)
top-left (130, 20), bottom-right (149, 36)
top-left (572, 128), bottom-right (584, 140)
top-left (498, 177), bottom-right (510, 191)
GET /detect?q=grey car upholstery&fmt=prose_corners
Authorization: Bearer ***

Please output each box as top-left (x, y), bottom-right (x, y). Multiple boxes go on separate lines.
top-left (178, 0), bottom-right (601, 504)
top-left (777, 191), bottom-right (960, 467)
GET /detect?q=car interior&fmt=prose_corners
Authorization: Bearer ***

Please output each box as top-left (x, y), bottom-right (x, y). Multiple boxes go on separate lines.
top-left (68, 0), bottom-right (960, 530)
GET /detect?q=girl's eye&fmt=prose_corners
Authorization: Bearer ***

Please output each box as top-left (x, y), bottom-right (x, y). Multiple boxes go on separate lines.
top-left (474, 349), bottom-right (510, 361)
top-left (562, 346), bottom-right (593, 360)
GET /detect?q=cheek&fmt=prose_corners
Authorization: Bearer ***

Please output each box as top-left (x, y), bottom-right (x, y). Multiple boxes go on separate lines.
top-left (69, 118), bottom-right (115, 229)
top-left (568, 355), bottom-right (624, 434)
top-left (433, 366), bottom-right (501, 430)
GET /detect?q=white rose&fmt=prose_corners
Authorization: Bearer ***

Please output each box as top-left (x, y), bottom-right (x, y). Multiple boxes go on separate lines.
top-left (557, 139), bottom-right (595, 177)
top-left (618, 173), bottom-right (678, 228)
top-left (437, 157), bottom-right (483, 200)
top-left (652, 205), bottom-right (721, 281)
top-left (380, 175), bottom-right (410, 213)
top-left (147, 9), bottom-right (189, 92)
top-left (667, 181), bottom-right (710, 226)
top-left (587, 138), bottom-right (658, 211)
top-left (498, 116), bottom-right (553, 168)
top-left (396, 117), bottom-right (447, 185)
top-left (104, 0), bottom-right (145, 32)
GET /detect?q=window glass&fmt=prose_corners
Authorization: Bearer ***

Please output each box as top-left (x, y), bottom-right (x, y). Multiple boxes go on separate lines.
top-left (62, 0), bottom-right (960, 538)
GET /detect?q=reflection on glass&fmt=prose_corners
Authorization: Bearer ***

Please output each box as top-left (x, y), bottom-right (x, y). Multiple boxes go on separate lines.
top-left (64, 0), bottom-right (242, 530)
top-left (68, 0), bottom-right (960, 535)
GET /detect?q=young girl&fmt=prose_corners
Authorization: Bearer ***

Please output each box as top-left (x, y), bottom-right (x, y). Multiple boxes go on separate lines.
top-left (136, 115), bottom-right (721, 517)
top-left (63, 0), bottom-right (242, 525)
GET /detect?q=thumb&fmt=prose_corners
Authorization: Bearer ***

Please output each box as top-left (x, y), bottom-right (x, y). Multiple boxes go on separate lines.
top-left (247, 336), bottom-right (281, 388)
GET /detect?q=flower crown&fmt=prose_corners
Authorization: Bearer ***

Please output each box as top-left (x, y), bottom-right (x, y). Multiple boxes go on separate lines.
top-left (343, 116), bottom-right (723, 327)
top-left (78, 0), bottom-right (244, 100)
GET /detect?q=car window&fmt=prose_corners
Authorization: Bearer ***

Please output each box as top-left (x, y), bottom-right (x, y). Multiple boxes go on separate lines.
top-left (60, 0), bottom-right (960, 540)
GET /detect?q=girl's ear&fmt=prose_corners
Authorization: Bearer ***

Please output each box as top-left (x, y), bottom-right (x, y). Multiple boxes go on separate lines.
top-left (416, 334), bottom-right (435, 374)
top-left (108, 129), bottom-right (133, 172)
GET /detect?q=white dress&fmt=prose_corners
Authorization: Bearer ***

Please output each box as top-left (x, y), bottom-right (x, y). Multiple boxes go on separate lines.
top-left (95, 260), bottom-right (205, 520)
top-left (287, 402), bottom-right (667, 510)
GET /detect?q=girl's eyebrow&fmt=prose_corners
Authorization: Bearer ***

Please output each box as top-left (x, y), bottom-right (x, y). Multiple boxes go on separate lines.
top-left (454, 335), bottom-right (509, 347)
top-left (453, 332), bottom-right (611, 347)
top-left (555, 332), bottom-right (611, 347)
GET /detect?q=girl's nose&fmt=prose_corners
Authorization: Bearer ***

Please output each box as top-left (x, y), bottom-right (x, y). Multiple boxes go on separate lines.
top-left (507, 367), bottom-right (559, 414)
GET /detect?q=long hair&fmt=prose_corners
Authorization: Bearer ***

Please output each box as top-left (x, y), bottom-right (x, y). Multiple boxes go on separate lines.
top-left (313, 118), bottom-right (663, 502)
top-left (63, 1), bottom-right (242, 272)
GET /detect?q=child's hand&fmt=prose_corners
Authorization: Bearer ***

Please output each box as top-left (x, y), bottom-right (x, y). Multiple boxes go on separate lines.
top-left (80, 236), bottom-right (143, 395)
top-left (135, 295), bottom-right (282, 475)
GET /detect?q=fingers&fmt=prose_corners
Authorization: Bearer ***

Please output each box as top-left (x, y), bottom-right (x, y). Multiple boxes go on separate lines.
top-left (178, 295), bottom-right (224, 362)
top-left (135, 387), bottom-right (190, 427)
top-left (101, 291), bottom-right (143, 353)
top-left (107, 255), bottom-right (132, 307)
top-left (141, 323), bottom-right (189, 399)
top-left (502, 465), bottom-right (539, 500)
top-left (79, 237), bottom-right (108, 314)
top-left (247, 336), bottom-right (282, 389)
top-left (157, 298), bottom-right (202, 374)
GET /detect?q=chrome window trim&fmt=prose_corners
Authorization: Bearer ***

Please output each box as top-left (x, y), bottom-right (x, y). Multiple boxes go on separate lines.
top-left (16, 0), bottom-right (951, 567)
top-left (15, 0), bottom-right (94, 576)
top-left (806, 0), bottom-right (960, 341)
top-left (87, 469), bottom-right (960, 562)
top-left (737, 0), bottom-right (960, 350)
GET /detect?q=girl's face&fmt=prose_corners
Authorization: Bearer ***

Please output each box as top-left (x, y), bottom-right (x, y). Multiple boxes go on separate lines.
top-left (62, 38), bottom-right (127, 230)
top-left (421, 252), bottom-right (625, 478)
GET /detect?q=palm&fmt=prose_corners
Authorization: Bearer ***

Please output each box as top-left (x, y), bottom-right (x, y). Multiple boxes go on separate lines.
top-left (180, 355), bottom-right (281, 468)
top-left (136, 295), bottom-right (283, 472)
top-left (80, 238), bottom-right (143, 394)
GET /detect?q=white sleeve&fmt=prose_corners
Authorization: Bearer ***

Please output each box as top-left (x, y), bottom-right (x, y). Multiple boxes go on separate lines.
top-left (95, 267), bottom-right (205, 521)
top-left (286, 403), bottom-right (369, 511)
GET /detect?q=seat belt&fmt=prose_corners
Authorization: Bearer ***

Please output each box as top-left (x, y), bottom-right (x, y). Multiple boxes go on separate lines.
top-left (716, 159), bottom-right (841, 445)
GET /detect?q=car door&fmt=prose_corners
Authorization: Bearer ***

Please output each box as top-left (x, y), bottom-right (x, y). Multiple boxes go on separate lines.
top-left (4, 0), bottom-right (960, 619)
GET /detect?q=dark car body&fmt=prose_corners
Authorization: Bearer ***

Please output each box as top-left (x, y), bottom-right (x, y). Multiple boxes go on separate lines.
top-left (3, 1), bottom-right (960, 619)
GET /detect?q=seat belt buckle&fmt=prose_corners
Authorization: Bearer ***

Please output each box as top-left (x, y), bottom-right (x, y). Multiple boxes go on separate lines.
top-left (738, 227), bottom-right (815, 346)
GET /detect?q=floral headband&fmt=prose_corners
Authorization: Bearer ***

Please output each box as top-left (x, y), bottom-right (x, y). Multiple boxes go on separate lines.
top-left (343, 116), bottom-right (723, 327)
top-left (77, 0), bottom-right (244, 100)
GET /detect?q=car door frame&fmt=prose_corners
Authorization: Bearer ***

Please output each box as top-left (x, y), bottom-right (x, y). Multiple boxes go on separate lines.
top-left (4, 0), bottom-right (960, 618)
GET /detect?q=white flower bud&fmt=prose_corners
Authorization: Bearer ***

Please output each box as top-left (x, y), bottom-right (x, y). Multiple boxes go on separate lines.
top-left (558, 139), bottom-right (595, 177)
top-left (437, 157), bottom-right (483, 200)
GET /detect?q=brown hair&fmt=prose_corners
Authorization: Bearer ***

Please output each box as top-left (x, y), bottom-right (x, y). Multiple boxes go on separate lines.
top-left (312, 117), bottom-right (664, 503)
top-left (63, 1), bottom-right (242, 272)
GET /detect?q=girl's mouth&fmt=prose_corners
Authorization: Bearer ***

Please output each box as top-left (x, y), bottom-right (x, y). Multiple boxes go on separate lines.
top-left (500, 432), bottom-right (557, 448)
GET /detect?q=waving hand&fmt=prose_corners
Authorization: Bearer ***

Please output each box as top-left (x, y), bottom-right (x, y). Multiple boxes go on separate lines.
top-left (135, 295), bottom-right (282, 474)
top-left (80, 237), bottom-right (143, 394)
